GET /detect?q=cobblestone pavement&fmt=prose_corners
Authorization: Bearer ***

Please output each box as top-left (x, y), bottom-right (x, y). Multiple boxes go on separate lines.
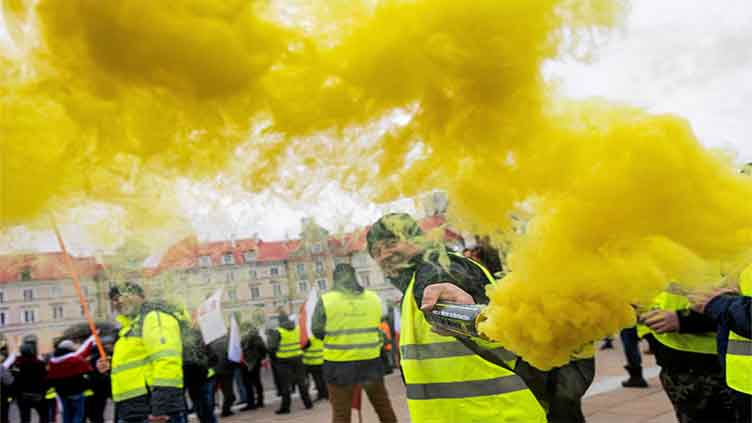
top-left (9, 339), bottom-right (676, 422)
top-left (218, 339), bottom-right (676, 423)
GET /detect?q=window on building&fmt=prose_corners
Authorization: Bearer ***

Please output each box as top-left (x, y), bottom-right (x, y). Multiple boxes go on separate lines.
top-left (316, 279), bottom-right (327, 291)
top-left (23, 309), bottom-right (35, 323)
top-left (297, 263), bottom-right (305, 275)
top-left (312, 243), bottom-right (322, 254)
top-left (227, 287), bottom-right (237, 302)
top-left (249, 269), bottom-right (257, 280)
top-left (250, 286), bottom-right (260, 300)
top-left (298, 280), bottom-right (308, 293)
top-left (222, 253), bottom-right (235, 265)
top-left (199, 256), bottom-right (211, 267)
top-left (358, 272), bottom-right (371, 287)
top-left (20, 266), bottom-right (32, 281)
top-left (272, 283), bottom-right (282, 298)
top-left (50, 286), bottom-right (62, 298)
top-left (0, 311), bottom-right (6, 326)
top-left (315, 261), bottom-right (324, 275)
top-left (0, 290), bottom-right (4, 304)
top-left (226, 271), bottom-right (235, 283)
top-left (23, 289), bottom-right (33, 302)
top-left (244, 251), bottom-right (256, 263)
top-left (52, 305), bottom-right (64, 319)
top-left (270, 267), bottom-right (279, 276)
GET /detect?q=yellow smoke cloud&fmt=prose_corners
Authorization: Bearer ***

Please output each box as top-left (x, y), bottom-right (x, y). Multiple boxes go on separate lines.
top-left (3, 0), bottom-right (752, 369)
top-left (1, 0), bottom-right (291, 230)
top-left (477, 102), bottom-right (752, 368)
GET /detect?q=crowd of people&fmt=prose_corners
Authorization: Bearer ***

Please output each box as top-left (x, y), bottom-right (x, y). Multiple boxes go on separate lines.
top-left (0, 263), bottom-right (401, 423)
top-left (1, 211), bottom-right (750, 423)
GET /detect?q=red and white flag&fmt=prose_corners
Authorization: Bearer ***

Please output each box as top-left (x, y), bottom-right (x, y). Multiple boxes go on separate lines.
top-left (298, 287), bottom-right (319, 346)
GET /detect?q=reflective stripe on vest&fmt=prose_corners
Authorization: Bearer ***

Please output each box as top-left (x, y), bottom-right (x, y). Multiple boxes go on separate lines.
top-left (649, 291), bottom-right (717, 355)
top-left (277, 326), bottom-right (302, 359)
top-left (304, 337), bottom-right (325, 366)
top-left (322, 290), bottom-right (382, 362)
top-left (726, 265), bottom-right (752, 394)
top-left (111, 317), bottom-right (149, 403)
top-left (400, 262), bottom-right (546, 422)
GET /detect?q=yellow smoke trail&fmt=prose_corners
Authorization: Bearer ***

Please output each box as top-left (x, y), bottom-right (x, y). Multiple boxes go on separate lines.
top-left (2, 0), bottom-right (752, 368)
top-left (1, 0), bottom-right (291, 231)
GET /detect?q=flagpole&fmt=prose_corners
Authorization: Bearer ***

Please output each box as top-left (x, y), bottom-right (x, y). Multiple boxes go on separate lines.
top-left (50, 215), bottom-right (106, 359)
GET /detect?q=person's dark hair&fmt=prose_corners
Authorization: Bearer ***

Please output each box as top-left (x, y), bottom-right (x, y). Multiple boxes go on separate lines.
top-left (332, 263), bottom-right (364, 293)
top-left (366, 213), bottom-right (424, 257)
top-left (108, 282), bottom-right (145, 300)
top-left (19, 343), bottom-right (34, 357)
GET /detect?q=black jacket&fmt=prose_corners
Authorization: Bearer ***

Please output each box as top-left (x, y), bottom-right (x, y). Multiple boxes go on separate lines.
top-left (241, 331), bottom-right (267, 368)
top-left (12, 355), bottom-right (47, 397)
top-left (646, 308), bottom-right (723, 373)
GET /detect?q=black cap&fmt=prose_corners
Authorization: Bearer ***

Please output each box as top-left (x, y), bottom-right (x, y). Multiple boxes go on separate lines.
top-left (366, 213), bottom-right (423, 257)
top-left (108, 282), bottom-right (145, 300)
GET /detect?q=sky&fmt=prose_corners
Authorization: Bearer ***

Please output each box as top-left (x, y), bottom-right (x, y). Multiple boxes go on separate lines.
top-left (1, 0), bottom-right (750, 256)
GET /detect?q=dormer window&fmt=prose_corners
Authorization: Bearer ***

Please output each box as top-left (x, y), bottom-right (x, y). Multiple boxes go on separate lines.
top-left (222, 253), bottom-right (235, 265)
top-left (199, 256), bottom-right (211, 267)
top-left (244, 251), bottom-right (256, 263)
top-left (20, 266), bottom-right (32, 281)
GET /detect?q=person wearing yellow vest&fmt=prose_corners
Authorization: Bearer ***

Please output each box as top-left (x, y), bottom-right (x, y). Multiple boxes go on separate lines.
top-left (302, 336), bottom-right (328, 402)
top-left (97, 283), bottom-right (186, 423)
top-left (691, 264), bottom-right (752, 422)
top-left (311, 263), bottom-right (397, 423)
top-left (639, 286), bottom-right (738, 422)
top-left (367, 213), bottom-right (546, 423)
top-left (267, 311), bottom-right (313, 414)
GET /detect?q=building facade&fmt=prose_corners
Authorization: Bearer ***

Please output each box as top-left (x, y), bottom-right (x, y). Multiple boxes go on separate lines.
top-left (0, 253), bottom-right (104, 353)
top-left (1, 215), bottom-right (458, 353)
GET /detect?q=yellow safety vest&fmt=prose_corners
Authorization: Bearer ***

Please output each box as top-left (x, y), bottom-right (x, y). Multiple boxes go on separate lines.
top-left (45, 388), bottom-right (57, 400)
top-left (276, 326), bottom-right (302, 359)
top-left (640, 291), bottom-right (717, 355)
top-left (322, 290), bottom-right (382, 362)
top-left (726, 265), bottom-right (752, 394)
top-left (111, 310), bottom-right (184, 403)
top-left (400, 262), bottom-right (546, 422)
top-left (303, 337), bottom-right (325, 366)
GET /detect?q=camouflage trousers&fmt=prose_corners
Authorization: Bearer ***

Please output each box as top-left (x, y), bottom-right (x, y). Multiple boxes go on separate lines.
top-left (659, 368), bottom-right (741, 423)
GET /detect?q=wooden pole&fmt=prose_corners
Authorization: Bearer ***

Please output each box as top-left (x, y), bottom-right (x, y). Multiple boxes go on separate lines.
top-left (50, 215), bottom-right (106, 359)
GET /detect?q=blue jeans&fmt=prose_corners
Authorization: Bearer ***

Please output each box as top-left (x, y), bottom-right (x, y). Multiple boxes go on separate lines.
top-left (197, 379), bottom-right (217, 423)
top-left (620, 326), bottom-right (642, 367)
top-left (61, 393), bottom-right (86, 423)
top-left (234, 367), bottom-right (247, 404)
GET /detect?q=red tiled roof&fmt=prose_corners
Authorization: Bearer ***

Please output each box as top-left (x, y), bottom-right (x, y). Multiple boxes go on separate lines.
top-left (0, 252), bottom-right (101, 284)
top-left (147, 214), bottom-right (458, 274)
top-left (149, 236), bottom-right (259, 276)
top-left (419, 215), bottom-right (462, 242)
top-left (328, 227), bottom-right (369, 256)
top-left (256, 240), bottom-right (300, 262)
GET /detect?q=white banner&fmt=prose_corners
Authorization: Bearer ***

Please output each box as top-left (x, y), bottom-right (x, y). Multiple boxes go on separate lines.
top-left (2, 353), bottom-right (17, 369)
top-left (227, 314), bottom-right (242, 363)
top-left (198, 289), bottom-right (227, 344)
